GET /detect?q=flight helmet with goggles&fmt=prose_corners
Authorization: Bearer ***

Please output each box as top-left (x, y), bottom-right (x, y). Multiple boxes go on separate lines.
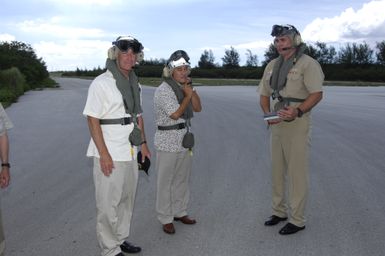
top-left (112, 36), bottom-right (143, 54)
top-left (271, 24), bottom-right (302, 47)
top-left (167, 50), bottom-right (190, 69)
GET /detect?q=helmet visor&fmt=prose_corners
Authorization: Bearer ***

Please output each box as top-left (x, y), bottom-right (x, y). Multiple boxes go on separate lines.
top-left (271, 24), bottom-right (297, 37)
top-left (113, 38), bottom-right (143, 54)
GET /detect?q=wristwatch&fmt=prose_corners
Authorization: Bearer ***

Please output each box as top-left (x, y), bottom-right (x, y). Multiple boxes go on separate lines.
top-left (1, 163), bottom-right (10, 168)
top-left (297, 108), bottom-right (304, 118)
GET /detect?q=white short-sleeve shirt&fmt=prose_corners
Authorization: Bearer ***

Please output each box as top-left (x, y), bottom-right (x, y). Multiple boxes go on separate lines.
top-left (83, 70), bottom-right (141, 161)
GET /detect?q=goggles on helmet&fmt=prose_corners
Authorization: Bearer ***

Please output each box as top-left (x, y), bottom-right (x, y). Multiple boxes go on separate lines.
top-left (167, 50), bottom-right (190, 69)
top-left (271, 24), bottom-right (299, 37)
top-left (168, 57), bottom-right (190, 69)
top-left (112, 36), bottom-right (143, 54)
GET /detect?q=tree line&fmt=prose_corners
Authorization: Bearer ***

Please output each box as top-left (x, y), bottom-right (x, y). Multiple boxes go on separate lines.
top-left (0, 41), bottom-right (55, 106)
top-left (198, 41), bottom-right (385, 68)
top-left (64, 40), bottom-right (385, 82)
top-left (1, 39), bottom-right (385, 104)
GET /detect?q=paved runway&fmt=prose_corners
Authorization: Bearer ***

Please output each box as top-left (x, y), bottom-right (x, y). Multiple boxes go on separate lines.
top-left (2, 77), bottom-right (385, 256)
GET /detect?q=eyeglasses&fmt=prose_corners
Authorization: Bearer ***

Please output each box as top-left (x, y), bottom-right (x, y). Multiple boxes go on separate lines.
top-left (168, 50), bottom-right (190, 62)
top-left (113, 39), bottom-right (143, 54)
top-left (271, 24), bottom-right (298, 37)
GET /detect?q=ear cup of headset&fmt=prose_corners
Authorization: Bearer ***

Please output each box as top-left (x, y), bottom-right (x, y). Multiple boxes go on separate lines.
top-left (107, 46), bottom-right (117, 60)
top-left (137, 52), bottom-right (144, 62)
top-left (293, 34), bottom-right (302, 47)
top-left (162, 66), bottom-right (171, 78)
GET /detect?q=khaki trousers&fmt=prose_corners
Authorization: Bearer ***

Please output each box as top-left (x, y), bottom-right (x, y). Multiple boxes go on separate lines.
top-left (93, 158), bottom-right (139, 256)
top-left (156, 150), bottom-right (192, 224)
top-left (270, 116), bottom-right (311, 227)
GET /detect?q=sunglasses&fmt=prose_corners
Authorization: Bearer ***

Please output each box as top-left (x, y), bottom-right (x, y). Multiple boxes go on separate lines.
top-left (169, 50), bottom-right (190, 62)
top-left (113, 39), bottom-right (143, 54)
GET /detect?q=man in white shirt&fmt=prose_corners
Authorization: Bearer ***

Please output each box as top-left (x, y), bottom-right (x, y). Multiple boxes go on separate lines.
top-left (83, 36), bottom-right (150, 256)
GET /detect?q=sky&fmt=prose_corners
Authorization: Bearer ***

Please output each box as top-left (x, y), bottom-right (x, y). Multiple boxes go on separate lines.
top-left (1, 0), bottom-right (384, 71)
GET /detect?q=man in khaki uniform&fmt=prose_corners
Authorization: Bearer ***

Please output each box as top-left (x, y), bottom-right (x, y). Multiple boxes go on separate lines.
top-left (259, 24), bottom-right (323, 235)
top-left (0, 103), bottom-right (12, 255)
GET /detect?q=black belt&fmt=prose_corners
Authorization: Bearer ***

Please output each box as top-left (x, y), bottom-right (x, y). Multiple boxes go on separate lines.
top-left (100, 117), bottom-right (132, 125)
top-left (283, 97), bottom-right (305, 103)
top-left (157, 123), bottom-right (186, 130)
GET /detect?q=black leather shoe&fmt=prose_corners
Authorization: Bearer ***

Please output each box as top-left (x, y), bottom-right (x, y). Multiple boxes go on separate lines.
top-left (279, 223), bottom-right (305, 235)
top-left (116, 253), bottom-right (125, 256)
top-left (120, 241), bottom-right (141, 254)
top-left (264, 215), bottom-right (288, 226)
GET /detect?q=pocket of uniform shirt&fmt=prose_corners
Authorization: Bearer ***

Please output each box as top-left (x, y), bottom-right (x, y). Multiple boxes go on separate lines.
top-left (287, 72), bottom-right (301, 81)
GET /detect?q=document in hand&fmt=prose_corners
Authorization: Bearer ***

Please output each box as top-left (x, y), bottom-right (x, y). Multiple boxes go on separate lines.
top-left (263, 112), bottom-right (280, 121)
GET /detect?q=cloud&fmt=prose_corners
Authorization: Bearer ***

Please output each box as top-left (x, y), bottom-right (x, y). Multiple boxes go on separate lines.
top-left (226, 40), bottom-right (272, 51)
top-left (0, 33), bottom-right (16, 42)
top-left (3, 16), bottom-right (112, 70)
top-left (34, 40), bottom-right (110, 71)
top-left (16, 17), bottom-right (106, 39)
top-left (46, 0), bottom-right (115, 5)
top-left (302, 0), bottom-right (385, 44)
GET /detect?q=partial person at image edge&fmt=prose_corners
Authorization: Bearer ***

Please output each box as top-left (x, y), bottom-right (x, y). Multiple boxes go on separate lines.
top-left (0, 102), bottom-right (13, 256)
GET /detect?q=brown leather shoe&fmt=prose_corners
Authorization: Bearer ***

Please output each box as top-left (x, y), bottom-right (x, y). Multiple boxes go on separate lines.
top-left (174, 216), bottom-right (197, 225)
top-left (163, 223), bottom-right (175, 234)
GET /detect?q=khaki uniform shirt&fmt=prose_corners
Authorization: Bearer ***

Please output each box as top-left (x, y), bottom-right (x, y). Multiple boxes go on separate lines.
top-left (259, 54), bottom-right (324, 109)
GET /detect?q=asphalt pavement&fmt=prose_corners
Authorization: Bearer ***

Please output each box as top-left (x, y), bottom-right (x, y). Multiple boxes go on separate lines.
top-left (2, 77), bottom-right (385, 256)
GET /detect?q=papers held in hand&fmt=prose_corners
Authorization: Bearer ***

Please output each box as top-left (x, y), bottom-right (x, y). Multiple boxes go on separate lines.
top-left (263, 112), bottom-right (280, 121)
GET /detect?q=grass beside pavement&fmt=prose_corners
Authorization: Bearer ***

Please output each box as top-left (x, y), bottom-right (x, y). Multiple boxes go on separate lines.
top-left (139, 77), bottom-right (259, 87)
top-left (139, 77), bottom-right (385, 87)
top-left (50, 73), bottom-right (385, 87)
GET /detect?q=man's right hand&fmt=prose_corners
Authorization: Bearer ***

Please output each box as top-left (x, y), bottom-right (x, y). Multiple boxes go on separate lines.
top-left (99, 153), bottom-right (114, 176)
top-left (0, 168), bottom-right (10, 188)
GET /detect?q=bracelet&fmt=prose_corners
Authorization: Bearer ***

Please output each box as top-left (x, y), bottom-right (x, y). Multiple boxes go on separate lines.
top-left (1, 163), bottom-right (10, 168)
top-left (140, 140), bottom-right (147, 145)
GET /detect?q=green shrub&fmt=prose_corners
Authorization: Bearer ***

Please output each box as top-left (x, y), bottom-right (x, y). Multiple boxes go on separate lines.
top-left (0, 67), bottom-right (27, 94)
top-left (0, 88), bottom-right (17, 104)
top-left (0, 67), bottom-right (29, 105)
